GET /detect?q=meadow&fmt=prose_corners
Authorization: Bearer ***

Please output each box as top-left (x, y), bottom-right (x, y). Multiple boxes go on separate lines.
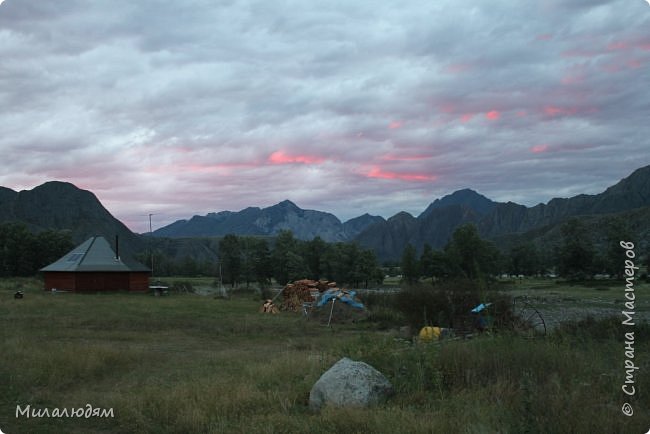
top-left (1, 277), bottom-right (649, 433)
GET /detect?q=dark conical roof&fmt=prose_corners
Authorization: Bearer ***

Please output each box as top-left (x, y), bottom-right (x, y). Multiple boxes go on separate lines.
top-left (40, 236), bottom-right (149, 272)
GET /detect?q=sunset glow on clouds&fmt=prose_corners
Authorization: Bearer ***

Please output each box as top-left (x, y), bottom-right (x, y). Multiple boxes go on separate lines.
top-left (0, 0), bottom-right (648, 232)
top-left (268, 151), bottom-right (326, 165)
top-left (366, 166), bottom-right (438, 182)
top-left (531, 144), bottom-right (550, 154)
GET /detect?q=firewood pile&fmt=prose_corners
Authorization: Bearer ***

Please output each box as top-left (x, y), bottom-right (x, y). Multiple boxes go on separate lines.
top-left (281, 279), bottom-right (336, 312)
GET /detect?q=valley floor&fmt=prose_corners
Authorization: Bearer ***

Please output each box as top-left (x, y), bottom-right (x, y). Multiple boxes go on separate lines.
top-left (0, 277), bottom-right (649, 433)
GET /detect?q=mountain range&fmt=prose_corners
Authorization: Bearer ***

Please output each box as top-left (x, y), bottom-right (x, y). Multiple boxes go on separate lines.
top-left (150, 165), bottom-right (650, 260)
top-left (358, 165), bottom-right (650, 260)
top-left (0, 165), bottom-right (649, 262)
top-left (152, 200), bottom-right (384, 242)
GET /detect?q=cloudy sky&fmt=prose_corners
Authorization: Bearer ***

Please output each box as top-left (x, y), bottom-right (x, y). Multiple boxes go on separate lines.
top-left (0, 0), bottom-right (648, 233)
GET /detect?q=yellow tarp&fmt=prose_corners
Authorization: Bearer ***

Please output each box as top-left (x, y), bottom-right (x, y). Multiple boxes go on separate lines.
top-left (419, 326), bottom-right (442, 342)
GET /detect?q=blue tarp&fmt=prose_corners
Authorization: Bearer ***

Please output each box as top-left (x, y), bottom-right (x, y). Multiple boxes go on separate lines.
top-left (316, 289), bottom-right (365, 309)
top-left (471, 302), bottom-right (492, 313)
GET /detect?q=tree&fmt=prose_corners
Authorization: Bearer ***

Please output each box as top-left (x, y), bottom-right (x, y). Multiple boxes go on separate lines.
top-left (556, 218), bottom-right (595, 280)
top-left (603, 217), bottom-right (634, 278)
top-left (354, 249), bottom-right (381, 288)
top-left (239, 237), bottom-right (257, 288)
top-left (33, 229), bottom-right (74, 271)
top-left (419, 244), bottom-right (453, 282)
top-left (0, 223), bottom-right (34, 276)
top-left (285, 251), bottom-right (309, 283)
top-left (401, 243), bottom-right (420, 285)
top-left (179, 256), bottom-right (199, 277)
top-left (272, 230), bottom-right (298, 285)
top-left (316, 242), bottom-right (383, 287)
top-left (444, 224), bottom-right (500, 281)
top-left (0, 223), bottom-right (73, 277)
top-left (321, 242), bottom-right (353, 284)
top-left (509, 242), bottom-right (540, 276)
top-left (304, 236), bottom-right (327, 279)
top-left (219, 234), bottom-right (241, 287)
top-left (251, 238), bottom-right (273, 288)
top-left (431, 250), bottom-right (453, 280)
top-left (419, 244), bottom-right (435, 282)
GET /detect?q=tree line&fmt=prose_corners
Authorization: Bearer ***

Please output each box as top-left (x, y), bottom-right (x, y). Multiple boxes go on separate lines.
top-left (217, 230), bottom-right (383, 288)
top-left (401, 218), bottom-right (650, 284)
top-left (3, 217), bottom-right (646, 284)
top-left (0, 222), bottom-right (74, 277)
top-left (138, 230), bottom-right (384, 288)
top-left (400, 224), bottom-right (501, 285)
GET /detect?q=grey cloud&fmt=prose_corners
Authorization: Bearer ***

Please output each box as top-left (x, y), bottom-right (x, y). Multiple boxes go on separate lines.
top-left (0, 0), bottom-right (648, 232)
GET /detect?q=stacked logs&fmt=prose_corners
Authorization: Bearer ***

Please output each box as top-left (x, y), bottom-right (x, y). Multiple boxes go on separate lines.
top-left (281, 279), bottom-right (336, 312)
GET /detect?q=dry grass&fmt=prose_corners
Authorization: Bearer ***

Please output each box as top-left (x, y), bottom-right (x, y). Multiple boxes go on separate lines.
top-left (0, 277), bottom-right (649, 433)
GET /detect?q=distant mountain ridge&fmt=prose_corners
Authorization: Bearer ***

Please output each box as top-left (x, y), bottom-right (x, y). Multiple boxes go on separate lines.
top-left (153, 199), bottom-right (384, 242)
top-left (419, 188), bottom-right (497, 218)
top-left (1, 164), bottom-right (649, 263)
top-left (356, 165), bottom-right (650, 260)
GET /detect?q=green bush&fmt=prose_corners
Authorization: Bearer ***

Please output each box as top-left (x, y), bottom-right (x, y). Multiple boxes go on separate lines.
top-left (395, 280), bottom-right (515, 331)
top-left (353, 291), bottom-right (403, 329)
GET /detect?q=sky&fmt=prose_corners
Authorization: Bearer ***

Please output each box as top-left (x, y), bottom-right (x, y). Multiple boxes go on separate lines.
top-left (0, 0), bottom-right (649, 233)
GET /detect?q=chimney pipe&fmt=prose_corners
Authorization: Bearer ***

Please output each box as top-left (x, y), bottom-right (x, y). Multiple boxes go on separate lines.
top-left (115, 235), bottom-right (120, 261)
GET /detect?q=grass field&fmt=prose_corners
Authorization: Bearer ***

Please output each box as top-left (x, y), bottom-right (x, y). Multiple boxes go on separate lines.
top-left (1, 277), bottom-right (649, 433)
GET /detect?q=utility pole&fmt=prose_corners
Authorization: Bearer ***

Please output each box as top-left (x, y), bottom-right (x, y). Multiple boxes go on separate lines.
top-left (148, 213), bottom-right (156, 277)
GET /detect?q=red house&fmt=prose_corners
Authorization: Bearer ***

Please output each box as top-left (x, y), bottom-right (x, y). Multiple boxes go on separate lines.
top-left (40, 236), bottom-right (150, 292)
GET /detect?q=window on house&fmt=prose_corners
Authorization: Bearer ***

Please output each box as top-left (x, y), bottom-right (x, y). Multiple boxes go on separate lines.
top-left (67, 253), bottom-right (83, 262)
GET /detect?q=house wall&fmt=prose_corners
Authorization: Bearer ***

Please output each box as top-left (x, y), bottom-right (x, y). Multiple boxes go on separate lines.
top-left (75, 273), bottom-right (130, 291)
top-left (44, 271), bottom-right (150, 292)
top-left (129, 272), bottom-right (150, 291)
top-left (43, 272), bottom-right (76, 291)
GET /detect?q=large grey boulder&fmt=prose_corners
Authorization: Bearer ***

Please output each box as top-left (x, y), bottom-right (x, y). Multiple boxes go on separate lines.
top-left (309, 357), bottom-right (394, 411)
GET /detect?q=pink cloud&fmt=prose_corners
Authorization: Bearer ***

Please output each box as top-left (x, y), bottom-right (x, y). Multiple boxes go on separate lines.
top-left (561, 75), bottom-right (584, 85)
top-left (485, 110), bottom-right (501, 121)
top-left (268, 151), bottom-right (325, 165)
top-left (380, 154), bottom-right (432, 161)
top-left (561, 64), bottom-right (587, 85)
top-left (460, 113), bottom-right (474, 123)
top-left (543, 106), bottom-right (579, 117)
top-left (601, 53), bottom-right (645, 73)
top-left (367, 166), bottom-right (437, 182)
top-left (439, 103), bottom-right (456, 114)
top-left (561, 49), bottom-right (598, 58)
top-left (185, 162), bottom-right (259, 173)
top-left (530, 144), bottom-right (550, 154)
top-left (536, 33), bottom-right (553, 41)
top-left (607, 41), bottom-right (628, 51)
top-left (388, 121), bottom-right (404, 129)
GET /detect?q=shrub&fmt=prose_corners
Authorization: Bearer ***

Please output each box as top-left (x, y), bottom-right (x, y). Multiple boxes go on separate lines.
top-left (553, 316), bottom-right (650, 342)
top-left (395, 280), bottom-right (478, 330)
top-left (395, 280), bottom-right (515, 332)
